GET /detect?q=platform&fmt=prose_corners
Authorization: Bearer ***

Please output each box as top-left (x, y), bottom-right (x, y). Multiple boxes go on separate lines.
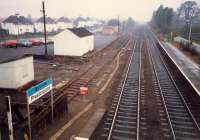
top-left (161, 42), bottom-right (200, 96)
top-left (74, 108), bottom-right (106, 139)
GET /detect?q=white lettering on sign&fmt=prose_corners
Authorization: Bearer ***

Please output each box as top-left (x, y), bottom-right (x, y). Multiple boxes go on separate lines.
top-left (28, 84), bottom-right (52, 104)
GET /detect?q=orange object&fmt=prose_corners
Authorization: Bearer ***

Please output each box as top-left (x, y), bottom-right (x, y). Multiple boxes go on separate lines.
top-left (80, 87), bottom-right (88, 95)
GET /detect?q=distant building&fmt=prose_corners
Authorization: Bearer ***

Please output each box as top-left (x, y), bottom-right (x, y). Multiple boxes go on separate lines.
top-left (74, 17), bottom-right (87, 27)
top-left (1, 14), bottom-right (34, 35)
top-left (57, 17), bottom-right (73, 29)
top-left (74, 17), bottom-right (102, 28)
top-left (35, 17), bottom-right (58, 33)
top-left (102, 26), bottom-right (117, 35)
top-left (53, 27), bottom-right (94, 56)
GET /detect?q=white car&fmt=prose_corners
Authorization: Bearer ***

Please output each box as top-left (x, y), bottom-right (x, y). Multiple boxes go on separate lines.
top-left (17, 39), bottom-right (32, 47)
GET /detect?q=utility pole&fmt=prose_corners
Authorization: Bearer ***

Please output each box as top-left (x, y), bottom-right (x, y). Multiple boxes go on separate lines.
top-left (188, 20), bottom-right (192, 43)
top-left (42, 1), bottom-right (47, 55)
top-left (118, 16), bottom-right (120, 33)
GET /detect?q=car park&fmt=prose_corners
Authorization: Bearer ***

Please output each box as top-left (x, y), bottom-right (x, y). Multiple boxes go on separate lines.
top-left (39, 38), bottom-right (54, 45)
top-left (2, 40), bottom-right (17, 48)
top-left (17, 39), bottom-right (32, 47)
top-left (29, 38), bottom-right (42, 46)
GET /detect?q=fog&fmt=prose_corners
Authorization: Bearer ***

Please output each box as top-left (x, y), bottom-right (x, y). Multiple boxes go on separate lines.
top-left (0, 0), bottom-right (199, 22)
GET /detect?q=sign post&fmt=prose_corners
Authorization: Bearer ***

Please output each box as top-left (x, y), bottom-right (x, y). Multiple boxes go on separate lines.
top-left (51, 82), bottom-right (54, 122)
top-left (26, 96), bottom-right (31, 140)
top-left (26, 78), bottom-right (53, 140)
top-left (5, 96), bottom-right (14, 140)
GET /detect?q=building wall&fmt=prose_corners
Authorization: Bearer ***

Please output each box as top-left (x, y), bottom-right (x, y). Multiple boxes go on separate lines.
top-left (1, 23), bottom-right (34, 35)
top-left (80, 35), bottom-right (94, 51)
top-left (53, 30), bottom-right (94, 56)
top-left (57, 22), bottom-right (73, 29)
top-left (0, 56), bottom-right (34, 89)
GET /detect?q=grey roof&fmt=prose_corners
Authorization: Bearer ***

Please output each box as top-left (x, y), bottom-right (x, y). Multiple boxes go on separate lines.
top-left (37, 17), bottom-right (57, 24)
top-left (75, 17), bottom-right (87, 22)
top-left (68, 27), bottom-right (93, 37)
top-left (3, 15), bottom-right (33, 25)
top-left (0, 55), bottom-right (32, 64)
top-left (57, 17), bottom-right (71, 23)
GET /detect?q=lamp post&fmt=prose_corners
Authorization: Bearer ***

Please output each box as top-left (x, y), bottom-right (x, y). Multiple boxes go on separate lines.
top-left (188, 20), bottom-right (192, 43)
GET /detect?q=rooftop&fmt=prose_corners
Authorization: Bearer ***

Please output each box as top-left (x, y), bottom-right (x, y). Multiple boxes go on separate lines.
top-left (57, 17), bottom-right (71, 23)
top-left (68, 27), bottom-right (93, 37)
top-left (37, 17), bottom-right (57, 24)
top-left (0, 55), bottom-right (32, 64)
top-left (3, 14), bottom-right (33, 25)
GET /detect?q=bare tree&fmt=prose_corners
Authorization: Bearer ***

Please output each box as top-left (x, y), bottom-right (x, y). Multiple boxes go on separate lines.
top-left (178, 1), bottom-right (200, 22)
top-left (177, 1), bottom-right (200, 41)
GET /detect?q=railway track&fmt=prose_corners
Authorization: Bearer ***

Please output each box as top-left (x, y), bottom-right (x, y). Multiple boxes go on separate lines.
top-left (8, 35), bottom-right (131, 140)
top-left (94, 35), bottom-right (142, 140)
top-left (146, 31), bottom-right (200, 140)
top-left (59, 35), bottom-right (131, 102)
top-left (139, 35), bottom-right (173, 140)
top-left (93, 29), bottom-right (200, 140)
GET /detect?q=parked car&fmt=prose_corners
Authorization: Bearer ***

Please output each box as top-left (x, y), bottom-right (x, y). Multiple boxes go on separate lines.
top-left (39, 38), bottom-right (54, 45)
top-left (29, 38), bottom-right (42, 46)
top-left (2, 40), bottom-right (17, 48)
top-left (17, 39), bottom-right (32, 47)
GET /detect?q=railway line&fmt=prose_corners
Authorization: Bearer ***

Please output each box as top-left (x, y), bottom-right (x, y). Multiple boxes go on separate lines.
top-left (93, 29), bottom-right (200, 140)
top-left (0, 35), bottom-right (131, 140)
top-left (146, 31), bottom-right (200, 140)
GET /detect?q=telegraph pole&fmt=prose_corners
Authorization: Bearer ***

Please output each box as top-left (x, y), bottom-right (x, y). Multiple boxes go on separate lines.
top-left (118, 16), bottom-right (120, 33)
top-left (42, 1), bottom-right (47, 55)
top-left (188, 20), bottom-right (192, 43)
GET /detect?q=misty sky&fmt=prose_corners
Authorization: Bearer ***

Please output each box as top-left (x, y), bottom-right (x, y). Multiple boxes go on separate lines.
top-left (0, 0), bottom-right (199, 22)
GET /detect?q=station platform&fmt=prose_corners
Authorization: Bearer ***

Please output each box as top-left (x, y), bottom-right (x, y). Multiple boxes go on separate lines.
top-left (161, 42), bottom-right (200, 96)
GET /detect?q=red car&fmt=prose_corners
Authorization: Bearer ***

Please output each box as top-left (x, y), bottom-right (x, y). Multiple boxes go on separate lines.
top-left (2, 40), bottom-right (17, 48)
top-left (29, 38), bottom-right (42, 46)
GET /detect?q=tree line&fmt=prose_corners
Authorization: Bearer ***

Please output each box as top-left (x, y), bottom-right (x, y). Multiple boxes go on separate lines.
top-left (151, 1), bottom-right (200, 38)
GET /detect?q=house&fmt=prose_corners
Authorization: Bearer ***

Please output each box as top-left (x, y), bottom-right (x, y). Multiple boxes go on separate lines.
top-left (74, 17), bottom-right (86, 27)
top-left (53, 27), bottom-right (94, 56)
top-left (1, 14), bottom-right (34, 35)
top-left (57, 17), bottom-right (73, 29)
top-left (0, 56), bottom-right (34, 89)
top-left (74, 17), bottom-right (94, 27)
top-left (102, 26), bottom-right (116, 35)
top-left (35, 17), bottom-right (57, 33)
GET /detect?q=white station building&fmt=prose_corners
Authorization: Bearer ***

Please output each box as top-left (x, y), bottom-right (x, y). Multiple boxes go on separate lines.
top-left (53, 27), bottom-right (94, 56)
top-left (1, 14), bottom-right (34, 35)
top-left (0, 56), bottom-right (34, 89)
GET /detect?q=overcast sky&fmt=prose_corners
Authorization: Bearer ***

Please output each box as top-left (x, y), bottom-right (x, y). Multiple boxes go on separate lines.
top-left (0, 0), bottom-right (199, 22)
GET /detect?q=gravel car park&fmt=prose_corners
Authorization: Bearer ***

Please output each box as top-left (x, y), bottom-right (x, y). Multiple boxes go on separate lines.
top-left (2, 40), bottom-right (17, 48)
top-left (17, 39), bottom-right (32, 47)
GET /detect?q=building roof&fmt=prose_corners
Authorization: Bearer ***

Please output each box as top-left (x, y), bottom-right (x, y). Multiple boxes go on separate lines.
top-left (0, 18), bottom-right (5, 23)
top-left (76, 17), bottom-right (87, 22)
top-left (0, 55), bottom-right (32, 64)
top-left (68, 27), bottom-right (93, 37)
top-left (37, 17), bottom-right (57, 24)
top-left (2, 14), bottom-right (33, 25)
top-left (57, 17), bottom-right (71, 23)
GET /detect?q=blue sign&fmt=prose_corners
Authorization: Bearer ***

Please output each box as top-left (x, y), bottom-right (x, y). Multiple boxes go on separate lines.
top-left (26, 78), bottom-right (52, 104)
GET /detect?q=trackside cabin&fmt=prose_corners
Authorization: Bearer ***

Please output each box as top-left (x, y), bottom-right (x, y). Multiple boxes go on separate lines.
top-left (53, 27), bottom-right (94, 56)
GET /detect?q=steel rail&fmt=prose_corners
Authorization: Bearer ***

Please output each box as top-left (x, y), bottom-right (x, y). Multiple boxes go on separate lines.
top-left (149, 32), bottom-right (200, 132)
top-left (107, 36), bottom-right (140, 140)
top-left (145, 33), bottom-right (176, 140)
top-left (136, 39), bottom-right (142, 140)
